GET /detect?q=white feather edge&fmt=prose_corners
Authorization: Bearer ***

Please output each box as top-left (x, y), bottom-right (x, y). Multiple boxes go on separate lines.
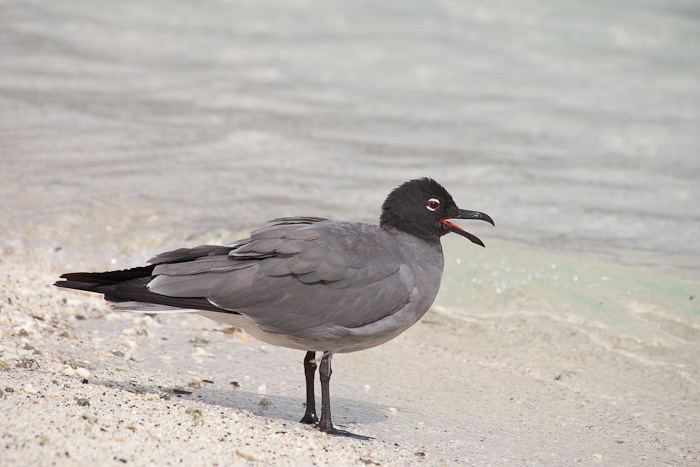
top-left (109, 301), bottom-right (198, 313)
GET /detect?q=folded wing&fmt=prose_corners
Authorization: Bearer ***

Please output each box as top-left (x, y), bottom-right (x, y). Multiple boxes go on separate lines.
top-left (146, 218), bottom-right (415, 331)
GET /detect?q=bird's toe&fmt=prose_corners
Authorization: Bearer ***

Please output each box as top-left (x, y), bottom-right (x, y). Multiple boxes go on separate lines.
top-left (299, 412), bottom-right (319, 424)
top-left (317, 422), bottom-right (372, 440)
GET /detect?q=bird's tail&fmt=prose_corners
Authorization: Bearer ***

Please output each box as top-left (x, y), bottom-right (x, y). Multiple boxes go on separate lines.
top-left (54, 265), bottom-right (156, 291)
top-left (54, 265), bottom-right (224, 313)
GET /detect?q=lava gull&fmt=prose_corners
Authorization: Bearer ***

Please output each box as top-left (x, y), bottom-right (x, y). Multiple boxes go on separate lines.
top-left (55, 177), bottom-right (494, 438)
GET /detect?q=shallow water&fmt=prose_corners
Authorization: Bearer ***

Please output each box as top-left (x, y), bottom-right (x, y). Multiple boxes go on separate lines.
top-left (1, 1), bottom-right (699, 372)
top-left (439, 237), bottom-right (699, 383)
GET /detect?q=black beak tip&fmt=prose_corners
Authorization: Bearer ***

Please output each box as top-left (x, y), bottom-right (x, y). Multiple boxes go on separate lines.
top-left (480, 213), bottom-right (495, 227)
top-left (457, 209), bottom-right (495, 226)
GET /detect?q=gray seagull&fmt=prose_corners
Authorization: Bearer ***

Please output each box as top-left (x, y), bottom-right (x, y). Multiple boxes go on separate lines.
top-left (55, 178), bottom-right (494, 438)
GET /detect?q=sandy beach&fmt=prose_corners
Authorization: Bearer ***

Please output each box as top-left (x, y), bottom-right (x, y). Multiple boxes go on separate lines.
top-left (2, 0), bottom-right (700, 464)
top-left (1, 244), bottom-right (698, 466)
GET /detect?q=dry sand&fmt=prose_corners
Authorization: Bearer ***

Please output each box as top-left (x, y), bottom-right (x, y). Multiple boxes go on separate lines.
top-left (1, 251), bottom-right (698, 466)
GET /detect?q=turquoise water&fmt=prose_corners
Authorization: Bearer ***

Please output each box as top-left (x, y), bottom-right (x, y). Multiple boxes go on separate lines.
top-left (438, 237), bottom-right (699, 379)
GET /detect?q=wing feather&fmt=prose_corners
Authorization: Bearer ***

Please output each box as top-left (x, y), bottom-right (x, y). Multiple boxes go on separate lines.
top-left (146, 219), bottom-right (414, 330)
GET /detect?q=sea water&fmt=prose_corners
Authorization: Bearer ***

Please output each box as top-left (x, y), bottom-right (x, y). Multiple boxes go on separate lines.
top-left (1, 0), bottom-right (699, 375)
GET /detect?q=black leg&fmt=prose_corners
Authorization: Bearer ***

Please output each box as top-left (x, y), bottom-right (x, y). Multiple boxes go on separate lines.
top-left (299, 351), bottom-right (318, 424)
top-left (317, 352), bottom-right (371, 440)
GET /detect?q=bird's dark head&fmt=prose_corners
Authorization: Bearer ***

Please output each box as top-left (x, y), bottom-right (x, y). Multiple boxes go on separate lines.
top-left (380, 178), bottom-right (494, 246)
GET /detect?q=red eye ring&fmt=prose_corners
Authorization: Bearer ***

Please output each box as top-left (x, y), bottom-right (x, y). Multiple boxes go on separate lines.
top-left (426, 198), bottom-right (440, 211)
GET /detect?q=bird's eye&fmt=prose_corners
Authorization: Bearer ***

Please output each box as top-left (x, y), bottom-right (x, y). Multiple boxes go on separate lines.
top-left (426, 198), bottom-right (440, 211)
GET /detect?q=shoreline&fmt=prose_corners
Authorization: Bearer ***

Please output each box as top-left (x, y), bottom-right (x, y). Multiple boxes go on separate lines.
top-left (1, 252), bottom-right (698, 465)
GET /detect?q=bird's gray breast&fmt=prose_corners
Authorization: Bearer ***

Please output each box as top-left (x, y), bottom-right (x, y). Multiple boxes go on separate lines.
top-left (326, 229), bottom-right (445, 353)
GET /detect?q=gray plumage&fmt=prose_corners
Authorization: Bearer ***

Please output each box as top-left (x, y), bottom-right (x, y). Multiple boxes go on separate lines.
top-left (144, 217), bottom-right (443, 353)
top-left (55, 178), bottom-right (494, 437)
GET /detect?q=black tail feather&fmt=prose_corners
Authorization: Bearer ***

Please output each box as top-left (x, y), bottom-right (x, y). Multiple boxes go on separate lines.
top-left (55, 246), bottom-right (243, 314)
top-left (55, 266), bottom-right (229, 313)
top-left (58, 265), bottom-right (156, 286)
top-left (103, 277), bottom-right (223, 311)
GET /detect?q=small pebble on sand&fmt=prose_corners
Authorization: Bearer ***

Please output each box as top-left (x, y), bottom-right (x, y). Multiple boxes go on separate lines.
top-left (236, 449), bottom-right (261, 462)
top-left (192, 347), bottom-right (213, 358)
top-left (122, 339), bottom-right (137, 349)
top-left (185, 407), bottom-right (203, 424)
top-left (360, 458), bottom-right (380, 465)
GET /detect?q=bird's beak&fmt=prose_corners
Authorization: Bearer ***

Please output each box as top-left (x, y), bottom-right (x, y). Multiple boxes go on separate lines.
top-left (441, 209), bottom-right (495, 247)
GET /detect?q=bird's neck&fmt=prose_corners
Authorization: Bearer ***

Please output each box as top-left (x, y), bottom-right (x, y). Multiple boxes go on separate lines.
top-left (379, 220), bottom-right (442, 244)
top-left (383, 225), bottom-right (444, 260)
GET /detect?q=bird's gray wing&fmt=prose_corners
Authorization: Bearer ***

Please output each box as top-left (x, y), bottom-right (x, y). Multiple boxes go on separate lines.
top-left (147, 244), bottom-right (234, 265)
top-left (147, 219), bottom-right (415, 331)
top-left (146, 218), bottom-right (329, 265)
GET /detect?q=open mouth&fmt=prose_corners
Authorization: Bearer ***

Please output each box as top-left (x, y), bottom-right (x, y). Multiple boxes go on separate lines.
top-left (441, 209), bottom-right (495, 247)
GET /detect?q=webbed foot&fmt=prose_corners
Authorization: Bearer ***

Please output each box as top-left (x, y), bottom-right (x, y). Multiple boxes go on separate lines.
top-left (317, 421), bottom-right (372, 440)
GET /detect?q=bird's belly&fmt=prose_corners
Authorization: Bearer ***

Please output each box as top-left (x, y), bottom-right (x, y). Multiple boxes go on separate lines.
top-left (199, 300), bottom-right (427, 354)
top-left (198, 311), bottom-right (312, 351)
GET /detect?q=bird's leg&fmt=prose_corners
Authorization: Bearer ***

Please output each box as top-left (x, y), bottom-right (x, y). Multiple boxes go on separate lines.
top-left (299, 351), bottom-right (318, 424)
top-left (317, 352), bottom-right (338, 433)
top-left (317, 352), bottom-right (371, 440)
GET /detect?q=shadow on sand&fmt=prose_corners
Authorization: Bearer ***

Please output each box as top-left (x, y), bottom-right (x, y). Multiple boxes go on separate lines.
top-left (94, 378), bottom-right (389, 428)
